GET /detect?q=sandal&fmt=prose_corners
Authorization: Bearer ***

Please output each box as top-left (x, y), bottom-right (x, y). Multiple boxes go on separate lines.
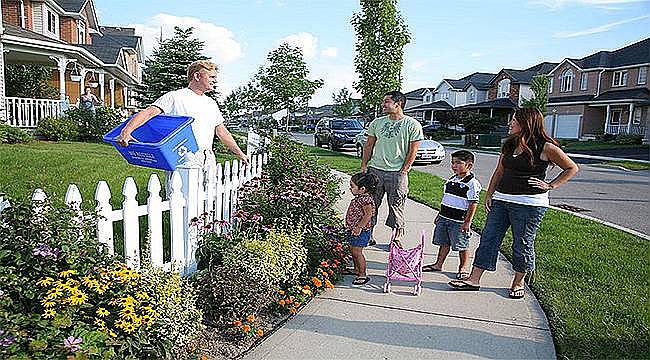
top-left (352, 276), bottom-right (370, 285)
top-left (509, 287), bottom-right (525, 299)
top-left (392, 239), bottom-right (403, 248)
top-left (456, 272), bottom-right (470, 280)
top-left (448, 280), bottom-right (480, 291)
top-left (422, 264), bottom-right (442, 272)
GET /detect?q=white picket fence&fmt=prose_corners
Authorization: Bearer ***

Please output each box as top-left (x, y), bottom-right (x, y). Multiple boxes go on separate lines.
top-left (0, 153), bottom-right (268, 276)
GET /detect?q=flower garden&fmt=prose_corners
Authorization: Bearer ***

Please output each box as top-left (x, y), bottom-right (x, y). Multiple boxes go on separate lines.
top-left (0, 135), bottom-right (349, 359)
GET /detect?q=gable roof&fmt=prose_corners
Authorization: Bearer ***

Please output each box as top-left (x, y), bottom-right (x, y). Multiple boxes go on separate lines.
top-left (442, 72), bottom-right (497, 91)
top-left (81, 29), bottom-right (141, 64)
top-left (54, 0), bottom-right (87, 12)
top-left (499, 62), bottom-right (558, 84)
top-left (404, 87), bottom-right (435, 99)
top-left (572, 37), bottom-right (649, 69)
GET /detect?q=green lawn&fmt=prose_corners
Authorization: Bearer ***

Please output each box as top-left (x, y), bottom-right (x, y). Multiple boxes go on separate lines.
top-left (558, 139), bottom-right (650, 151)
top-left (307, 146), bottom-right (650, 360)
top-left (604, 160), bottom-right (650, 171)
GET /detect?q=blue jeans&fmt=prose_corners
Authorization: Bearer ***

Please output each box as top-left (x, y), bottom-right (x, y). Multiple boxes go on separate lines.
top-left (473, 200), bottom-right (547, 273)
top-left (433, 217), bottom-right (471, 251)
top-left (347, 229), bottom-right (371, 247)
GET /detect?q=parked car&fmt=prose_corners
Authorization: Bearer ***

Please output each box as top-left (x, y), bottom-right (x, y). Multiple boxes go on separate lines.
top-left (354, 130), bottom-right (446, 164)
top-left (314, 118), bottom-right (364, 150)
top-left (422, 122), bottom-right (442, 138)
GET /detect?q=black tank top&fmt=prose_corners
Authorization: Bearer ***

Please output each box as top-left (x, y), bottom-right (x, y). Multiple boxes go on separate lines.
top-left (496, 138), bottom-right (549, 195)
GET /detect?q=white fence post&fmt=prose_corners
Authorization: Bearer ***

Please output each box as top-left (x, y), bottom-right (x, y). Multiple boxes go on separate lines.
top-left (169, 171), bottom-right (185, 273)
top-left (231, 160), bottom-right (240, 218)
top-left (223, 161), bottom-right (232, 222)
top-left (147, 175), bottom-right (164, 268)
top-left (64, 184), bottom-right (84, 228)
top-left (95, 181), bottom-right (114, 255)
top-left (122, 177), bottom-right (140, 269)
top-left (205, 165), bottom-right (216, 220)
top-left (177, 164), bottom-right (201, 275)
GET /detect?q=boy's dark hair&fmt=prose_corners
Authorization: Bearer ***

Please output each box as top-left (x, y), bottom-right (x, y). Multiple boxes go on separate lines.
top-left (451, 150), bottom-right (475, 163)
top-left (384, 91), bottom-right (407, 110)
top-left (351, 172), bottom-right (379, 194)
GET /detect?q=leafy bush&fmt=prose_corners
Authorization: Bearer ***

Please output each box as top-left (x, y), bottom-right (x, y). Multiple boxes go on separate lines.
top-left (65, 106), bottom-right (123, 142)
top-left (213, 131), bottom-right (247, 154)
top-left (613, 134), bottom-right (642, 145)
top-left (461, 112), bottom-right (503, 134)
top-left (37, 116), bottom-right (79, 141)
top-left (0, 124), bottom-right (33, 144)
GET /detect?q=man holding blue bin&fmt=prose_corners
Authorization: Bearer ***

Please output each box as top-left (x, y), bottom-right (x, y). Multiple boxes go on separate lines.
top-left (116, 60), bottom-right (248, 192)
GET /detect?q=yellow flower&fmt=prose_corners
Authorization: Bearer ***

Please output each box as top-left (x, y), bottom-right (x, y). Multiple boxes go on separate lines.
top-left (94, 318), bottom-right (106, 328)
top-left (120, 307), bottom-right (135, 319)
top-left (141, 315), bottom-right (154, 327)
top-left (96, 307), bottom-right (109, 317)
top-left (67, 290), bottom-right (88, 305)
top-left (40, 299), bottom-right (56, 308)
top-left (135, 291), bottom-right (150, 301)
top-left (108, 330), bottom-right (117, 338)
top-left (246, 314), bottom-right (256, 322)
top-left (58, 269), bottom-right (77, 278)
top-left (121, 296), bottom-right (137, 307)
top-left (46, 287), bottom-right (64, 298)
top-left (123, 323), bottom-right (136, 333)
top-left (36, 277), bottom-right (54, 287)
top-left (43, 309), bottom-right (56, 318)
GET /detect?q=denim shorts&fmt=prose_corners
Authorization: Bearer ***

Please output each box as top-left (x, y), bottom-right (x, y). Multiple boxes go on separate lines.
top-left (473, 200), bottom-right (547, 273)
top-left (433, 217), bottom-right (471, 251)
top-left (347, 229), bottom-right (371, 247)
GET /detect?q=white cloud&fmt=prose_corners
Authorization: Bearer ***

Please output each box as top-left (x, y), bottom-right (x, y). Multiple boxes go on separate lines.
top-left (129, 13), bottom-right (243, 64)
top-left (321, 47), bottom-right (338, 57)
top-left (409, 60), bottom-right (427, 71)
top-left (308, 65), bottom-right (359, 106)
top-left (276, 32), bottom-right (318, 59)
top-left (529, 0), bottom-right (648, 10)
top-left (553, 14), bottom-right (649, 37)
top-left (470, 52), bottom-right (486, 58)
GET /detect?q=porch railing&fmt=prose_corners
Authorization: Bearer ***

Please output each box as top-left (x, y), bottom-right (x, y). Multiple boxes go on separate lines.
top-left (606, 124), bottom-right (647, 136)
top-left (4, 97), bottom-right (63, 128)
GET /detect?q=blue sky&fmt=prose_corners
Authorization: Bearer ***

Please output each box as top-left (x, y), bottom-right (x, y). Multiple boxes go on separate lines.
top-left (95, 0), bottom-right (650, 106)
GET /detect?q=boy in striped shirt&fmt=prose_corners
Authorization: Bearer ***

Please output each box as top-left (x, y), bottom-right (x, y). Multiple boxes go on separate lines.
top-left (422, 150), bottom-right (481, 281)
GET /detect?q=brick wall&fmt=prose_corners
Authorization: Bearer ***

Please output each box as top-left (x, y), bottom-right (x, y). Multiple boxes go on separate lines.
top-left (60, 17), bottom-right (76, 44)
top-left (488, 72), bottom-right (519, 103)
top-left (2, 0), bottom-right (33, 29)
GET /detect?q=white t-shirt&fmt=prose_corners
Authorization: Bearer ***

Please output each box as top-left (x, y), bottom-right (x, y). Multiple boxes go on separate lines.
top-left (152, 88), bottom-right (224, 151)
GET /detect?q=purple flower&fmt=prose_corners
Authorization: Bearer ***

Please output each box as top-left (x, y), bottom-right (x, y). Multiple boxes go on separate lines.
top-left (32, 243), bottom-right (60, 259)
top-left (63, 336), bottom-right (83, 352)
top-left (0, 330), bottom-right (16, 347)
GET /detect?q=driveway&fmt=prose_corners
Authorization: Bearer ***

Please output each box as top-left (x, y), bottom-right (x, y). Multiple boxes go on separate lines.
top-left (291, 132), bottom-right (649, 236)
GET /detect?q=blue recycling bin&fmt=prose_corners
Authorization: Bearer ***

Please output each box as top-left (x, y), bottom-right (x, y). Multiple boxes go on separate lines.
top-left (103, 114), bottom-right (199, 171)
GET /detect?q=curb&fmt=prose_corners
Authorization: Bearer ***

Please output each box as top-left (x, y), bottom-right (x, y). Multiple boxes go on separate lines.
top-left (548, 205), bottom-right (649, 240)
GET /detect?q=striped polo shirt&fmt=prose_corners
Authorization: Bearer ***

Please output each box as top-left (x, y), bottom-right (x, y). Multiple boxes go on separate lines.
top-left (439, 173), bottom-right (482, 222)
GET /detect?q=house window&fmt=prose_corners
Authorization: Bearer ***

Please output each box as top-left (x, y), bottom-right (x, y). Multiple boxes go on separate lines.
top-left (547, 77), bottom-right (553, 94)
top-left (638, 67), bottom-right (647, 85)
top-left (46, 10), bottom-right (57, 34)
top-left (468, 89), bottom-right (475, 102)
top-left (77, 21), bottom-right (86, 44)
top-left (612, 71), bottom-right (628, 87)
top-left (442, 92), bottom-right (449, 100)
top-left (610, 110), bottom-right (622, 125)
top-left (497, 79), bottom-right (510, 98)
top-left (633, 109), bottom-right (642, 125)
top-left (424, 94), bottom-right (432, 103)
top-left (560, 69), bottom-right (574, 92)
top-left (580, 73), bottom-right (588, 90)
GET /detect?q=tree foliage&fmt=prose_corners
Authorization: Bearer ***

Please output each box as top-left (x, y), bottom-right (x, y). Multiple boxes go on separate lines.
top-left (351, 0), bottom-right (410, 117)
top-left (134, 27), bottom-right (209, 106)
top-left (521, 75), bottom-right (550, 114)
top-left (5, 64), bottom-right (59, 99)
top-left (332, 88), bottom-right (356, 117)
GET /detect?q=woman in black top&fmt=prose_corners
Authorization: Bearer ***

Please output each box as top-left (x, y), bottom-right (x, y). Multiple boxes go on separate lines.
top-left (449, 108), bottom-right (578, 298)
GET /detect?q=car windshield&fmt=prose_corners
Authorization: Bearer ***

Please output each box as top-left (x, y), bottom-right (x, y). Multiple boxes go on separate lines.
top-left (331, 120), bottom-right (363, 130)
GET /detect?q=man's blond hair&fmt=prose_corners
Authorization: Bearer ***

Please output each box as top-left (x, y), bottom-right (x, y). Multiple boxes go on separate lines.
top-left (187, 60), bottom-right (217, 82)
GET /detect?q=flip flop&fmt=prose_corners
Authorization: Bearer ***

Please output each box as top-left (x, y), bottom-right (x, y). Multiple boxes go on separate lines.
top-left (422, 264), bottom-right (442, 272)
top-left (352, 276), bottom-right (370, 285)
top-left (509, 288), bottom-right (525, 299)
top-left (448, 280), bottom-right (480, 291)
top-left (456, 272), bottom-right (470, 280)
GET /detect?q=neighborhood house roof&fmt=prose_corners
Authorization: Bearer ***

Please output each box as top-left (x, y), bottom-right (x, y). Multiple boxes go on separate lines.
top-left (81, 29), bottom-right (141, 64)
top-left (500, 62), bottom-right (558, 84)
top-left (548, 88), bottom-right (649, 104)
top-left (442, 72), bottom-right (497, 90)
top-left (457, 98), bottom-right (518, 110)
top-left (3, 24), bottom-right (68, 45)
top-left (570, 38), bottom-right (650, 69)
top-left (54, 0), bottom-right (86, 12)
top-left (405, 100), bottom-right (453, 111)
top-left (405, 88), bottom-right (435, 99)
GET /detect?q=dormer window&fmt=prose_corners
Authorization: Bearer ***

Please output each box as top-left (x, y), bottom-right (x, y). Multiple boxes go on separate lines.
top-left (424, 94), bottom-right (432, 103)
top-left (497, 79), bottom-right (510, 98)
top-left (560, 69), bottom-right (574, 92)
top-left (468, 89), bottom-right (475, 102)
top-left (612, 71), bottom-right (628, 87)
top-left (46, 9), bottom-right (58, 36)
top-left (580, 73), bottom-right (588, 90)
top-left (638, 67), bottom-right (647, 85)
top-left (78, 21), bottom-right (86, 44)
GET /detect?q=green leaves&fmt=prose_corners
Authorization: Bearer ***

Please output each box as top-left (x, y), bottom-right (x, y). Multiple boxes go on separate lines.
top-left (521, 75), bottom-right (550, 114)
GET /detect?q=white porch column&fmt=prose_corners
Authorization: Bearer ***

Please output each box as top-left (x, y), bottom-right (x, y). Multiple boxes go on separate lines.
top-left (604, 104), bottom-right (611, 133)
top-left (489, 108), bottom-right (494, 118)
top-left (123, 85), bottom-right (128, 108)
top-left (627, 103), bottom-right (634, 134)
top-left (98, 72), bottom-right (105, 105)
top-left (79, 68), bottom-right (89, 100)
top-left (109, 78), bottom-right (115, 108)
top-left (49, 56), bottom-right (76, 101)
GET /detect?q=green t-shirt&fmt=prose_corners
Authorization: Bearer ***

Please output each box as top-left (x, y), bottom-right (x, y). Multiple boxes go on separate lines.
top-left (366, 115), bottom-right (424, 171)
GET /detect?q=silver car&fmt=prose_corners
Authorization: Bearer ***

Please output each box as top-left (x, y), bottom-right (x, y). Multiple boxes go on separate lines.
top-left (353, 130), bottom-right (446, 164)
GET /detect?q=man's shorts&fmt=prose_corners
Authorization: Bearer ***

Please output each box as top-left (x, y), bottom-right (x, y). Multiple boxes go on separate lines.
top-left (347, 229), bottom-right (372, 247)
top-left (433, 217), bottom-right (471, 251)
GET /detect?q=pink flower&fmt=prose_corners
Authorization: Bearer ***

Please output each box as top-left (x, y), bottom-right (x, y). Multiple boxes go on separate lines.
top-left (63, 336), bottom-right (83, 352)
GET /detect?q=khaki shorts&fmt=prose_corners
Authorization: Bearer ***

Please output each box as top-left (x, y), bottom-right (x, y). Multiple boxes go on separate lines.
top-left (368, 167), bottom-right (408, 230)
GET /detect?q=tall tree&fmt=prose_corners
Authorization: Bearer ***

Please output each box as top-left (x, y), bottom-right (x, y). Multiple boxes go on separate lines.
top-left (134, 27), bottom-right (209, 107)
top-left (521, 75), bottom-right (550, 114)
top-left (351, 0), bottom-right (410, 118)
top-left (332, 88), bottom-right (356, 117)
top-left (255, 43), bottom-right (323, 129)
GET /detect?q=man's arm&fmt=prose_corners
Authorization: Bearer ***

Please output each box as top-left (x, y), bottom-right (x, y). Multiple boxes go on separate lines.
top-left (215, 124), bottom-right (249, 164)
top-left (360, 135), bottom-right (376, 173)
top-left (117, 105), bottom-right (162, 146)
top-left (400, 140), bottom-right (421, 174)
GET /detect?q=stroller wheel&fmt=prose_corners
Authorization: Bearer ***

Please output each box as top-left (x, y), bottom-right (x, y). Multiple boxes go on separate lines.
top-left (413, 284), bottom-right (421, 296)
top-left (383, 282), bottom-right (391, 293)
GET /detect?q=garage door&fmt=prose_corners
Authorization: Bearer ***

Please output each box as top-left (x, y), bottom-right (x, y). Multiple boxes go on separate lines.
top-left (554, 114), bottom-right (581, 139)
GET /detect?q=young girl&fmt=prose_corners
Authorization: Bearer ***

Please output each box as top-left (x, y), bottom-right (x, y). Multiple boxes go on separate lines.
top-left (345, 172), bottom-right (379, 286)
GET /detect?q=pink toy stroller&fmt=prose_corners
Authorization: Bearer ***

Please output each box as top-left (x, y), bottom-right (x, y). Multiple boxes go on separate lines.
top-left (383, 229), bottom-right (426, 296)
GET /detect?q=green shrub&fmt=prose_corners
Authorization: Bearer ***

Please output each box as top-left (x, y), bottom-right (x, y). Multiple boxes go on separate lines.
top-left (0, 124), bottom-right (33, 144)
top-left (613, 134), bottom-right (642, 145)
top-left (37, 116), bottom-right (79, 141)
top-left (266, 229), bottom-right (307, 286)
top-left (213, 131), bottom-right (247, 154)
top-left (65, 106), bottom-right (123, 142)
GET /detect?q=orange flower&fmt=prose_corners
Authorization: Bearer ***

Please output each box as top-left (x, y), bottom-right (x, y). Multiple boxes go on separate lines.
top-left (294, 302), bottom-right (301, 307)
top-left (278, 290), bottom-right (285, 295)
top-left (303, 285), bottom-right (310, 290)
top-left (325, 279), bottom-right (334, 289)
top-left (246, 314), bottom-right (256, 322)
top-left (200, 355), bottom-right (208, 360)
top-left (288, 296), bottom-right (295, 302)
top-left (320, 261), bottom-right (329, 267)
top-left (328, 269), bottom-right (334, 276)
top-left (290, 307), bottom-right (297, 314)
top-left (279, 300), bottom-right (286, 306)
top-left (233, 320), bottom-right (242, 326)
top-left (312, 277), bottom-right (322, 287)
top-left (257, 329), bottom-right (264, 337)
top-left (242, 325), bottom-right (251, 332)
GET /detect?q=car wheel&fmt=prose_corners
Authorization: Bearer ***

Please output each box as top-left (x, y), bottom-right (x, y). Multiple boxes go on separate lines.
top-left (356, 145), bottom-right (363, 158)
top-left (328, 139), bottom-right (337, 151)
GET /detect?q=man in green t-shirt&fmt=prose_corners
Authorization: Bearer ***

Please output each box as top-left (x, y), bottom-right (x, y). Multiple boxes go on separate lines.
top-left (361, 91), bottom-right (424, 246)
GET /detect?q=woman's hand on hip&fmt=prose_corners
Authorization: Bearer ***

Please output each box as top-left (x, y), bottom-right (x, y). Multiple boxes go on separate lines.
top-left (528, 177), bottom-right (554, 191)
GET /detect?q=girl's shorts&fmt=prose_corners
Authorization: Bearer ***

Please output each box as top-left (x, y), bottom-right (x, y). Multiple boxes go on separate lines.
top-left (347, 229), bottom-right (372, 247)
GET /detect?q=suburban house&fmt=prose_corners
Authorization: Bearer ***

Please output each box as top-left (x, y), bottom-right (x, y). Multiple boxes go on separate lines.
top-left (0, 0), bottom-right (143, 128)
top-left (404, 87), bottom-right (452, 123)
top-left (456, 62), bottom-right (558, 124)
top-left (546, 37), bottom-right (649, 140)
top-left (433, 72), bottom-right (496, 107)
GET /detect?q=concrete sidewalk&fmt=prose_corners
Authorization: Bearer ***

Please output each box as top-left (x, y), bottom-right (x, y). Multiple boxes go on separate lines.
top-left (244, 171), bottom-right (556, 359)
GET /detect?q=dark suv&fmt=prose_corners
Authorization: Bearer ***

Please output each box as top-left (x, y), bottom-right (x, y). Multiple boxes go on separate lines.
top-left (314, 119), bottom-right (364, 150)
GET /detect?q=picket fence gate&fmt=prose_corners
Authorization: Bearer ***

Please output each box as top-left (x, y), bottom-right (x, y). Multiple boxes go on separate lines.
top-left (0, 153), bottom-right (268, 276)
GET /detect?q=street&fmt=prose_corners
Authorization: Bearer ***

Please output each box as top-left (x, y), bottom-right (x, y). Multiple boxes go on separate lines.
top-left (291, 132), bottom-right (649, 236)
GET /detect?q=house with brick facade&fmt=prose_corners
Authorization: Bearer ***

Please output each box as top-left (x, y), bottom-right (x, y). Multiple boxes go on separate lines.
top-left (546, 38), bottom-right (649, 140)
top-left (0, 0), bottom-right (143, 128)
